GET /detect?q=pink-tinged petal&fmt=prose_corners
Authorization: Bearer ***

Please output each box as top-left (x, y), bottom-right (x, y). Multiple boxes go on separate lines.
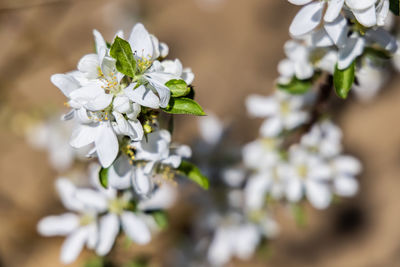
top-left (121, 212), bottom-right (151, 244)
top-left (37, 213), bottom-right (79, 236)
top-left (60, 228), bottom-right (89, 264)
top-left (289, 2), bottom-right (324, 37)
top-left (96, 213), bottom-right (120, 256)
top-left (94, 122), bottom-right (119, 168)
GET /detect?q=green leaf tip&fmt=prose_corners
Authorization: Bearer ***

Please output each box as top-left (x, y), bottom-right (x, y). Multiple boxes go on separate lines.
top-left (177, 160), bottom-right (209, 190)
top-left (99, 167), bottom-right (109, 189)
top-left (163, 97), bottom-right (206, 116)
top-left (165, 79), bottom-right (191, 97)
top-left (110, 36), bottom-right (137, 78)
top-left (334, 61), bottom-right (355, 99)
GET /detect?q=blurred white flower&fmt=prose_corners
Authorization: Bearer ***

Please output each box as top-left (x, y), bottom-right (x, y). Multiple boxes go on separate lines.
top-left (37, 178), bottom-right (102, 264)
top-left (207, 213), bottom-right (261, 266)
top-left (330, 155), bottom-right (361, 197)
top-left (300, 120), bottom-right (343, 158)
top-left (284, 146), bottom-right (333, 209)
top-left (246, 92), bottom-right (313, 137)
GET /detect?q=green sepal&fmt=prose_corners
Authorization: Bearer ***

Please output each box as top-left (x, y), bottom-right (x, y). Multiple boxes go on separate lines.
top-left (99, 167), bottom-right (109, 189)
top-left (162, 97), bottom-right (206, 116)
top-left (165, 79), bottom-right (191, 97)
top-left (334, 61), bottom-right (355, 99)
top-left (110, 36), bottom-right (137, 78)
top-left (177, 160), bottom-right (209, 190)
top-left (278, 77), bottom-right (312, 95)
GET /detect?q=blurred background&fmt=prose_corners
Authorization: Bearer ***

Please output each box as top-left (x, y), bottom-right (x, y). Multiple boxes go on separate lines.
top-left (1, 0), bottom-right (400, 266)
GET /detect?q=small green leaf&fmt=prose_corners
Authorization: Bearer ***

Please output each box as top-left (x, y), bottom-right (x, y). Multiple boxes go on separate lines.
top-left (334, 61), bottom-right (355, 99)
top-left (177, 160), bottom-right (209, 189)
top-left (390, 0), bottom-right (400, 15)
top-left (163, 97), bottom-right (206, 116)
top-left (278, 77), bottom-right (312, 95)
top-left (152, 211), bottom-right (169, 229)
top-left (165, 79), bottom-right (190, 97)
top-left (110, 37), bottom-right (137, 77)
top-left (99, 167), bottom-right (109, 189)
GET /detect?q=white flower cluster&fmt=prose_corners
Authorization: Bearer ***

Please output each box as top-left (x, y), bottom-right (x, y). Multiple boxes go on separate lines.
top-left (38, 165), bottom-right (177, 264)
top-left (37, 22), bottom-right (205, 265)
top-left (51, 23), bottom-right (193, 168)
top-left (280, 0), bottom-right (398, 101)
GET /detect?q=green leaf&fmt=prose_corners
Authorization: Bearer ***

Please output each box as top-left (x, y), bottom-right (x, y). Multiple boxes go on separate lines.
top-left (177, 160), bottom-right (209, 189)
top-left (84, 257), bottom-right (104, 267)
top-left (334, 61), bottom-right (355, 99)
top-left (165, 79), bottom-right (190, 97)
top-left (99, 167), bottom-right (109, 189)
top-left (390, 0), bottom-right (400, 15)
top-left (163, 97), bottom-right (206, 116)
top-left (110, 37), bottom-right (137, 77)
top-left (278, 77), bottom-right (312, 95)
top-left (152, 211), bottom-right (169, 229)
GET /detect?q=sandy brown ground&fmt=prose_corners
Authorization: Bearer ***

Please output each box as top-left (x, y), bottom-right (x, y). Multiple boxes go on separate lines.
top-left (1, 0), bottom-right (400, 266)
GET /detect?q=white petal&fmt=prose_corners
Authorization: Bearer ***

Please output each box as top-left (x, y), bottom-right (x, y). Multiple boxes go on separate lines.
top-left (132, 167), bottom-right (153, 196)
top-left (56, 178), bottom-right (83, 212)
top-left (198, 112), bottom-right (224, 145)
top-left (145, 77), bottom-right (171, 108)
top-left (77, 54), bottom-right (99, 79)
top-left (37, 213), bottom-right (79, 236)
top-left (338, 37), bottom-right (366, 70)
top-left (70, 124), bottom-right (97, 148)
top-left (138, 185), bottom-right (177, 210)
top-left (345, 0), bottom-right (377, 10)
top-left (96, 213), bottom-right (120, 256)
top-left (207, 228), bottom-right (232, 266)
top-left (334, 175), bottom-right (359, 197)
top-left (286, 177), bottom-right (303, 202)
top-left (305, 181), bottom-right (332, 209)
top-left (121, 212), bottom-right (151, 244)
top-left (51, 74), bottom-right (80, 97)
top-left (289, 2), bottom-right (324, 37)
top-left (113, 95), bottom-right (131, 113)
top-left (74, 189), bottom-right (108, 212)
top-left (108, 155), bottom-right (133, 190)
top-left (324, 14), bottom-right (348, 47)
top-left (129, 23), bottom-right (154, 60)
top-left (245, 95), bottom-right (278, 117)
top-left (85, 93), bottom-right (113, 111)
top-left (324, 0), bottom-right (344, 22)
top-left (94, 122), bottom-right (119, 168)
top-left (333, 155), bottom-right (362, 174)
top-left (245, 173), bottom-right (271, 211)
top-left (260, 117), bottom-right (283, 137)
top-left (124, 84), bottom-right (160, 109)
top-left (352, 6), bottom-right (377, 27)
top-left (288, 0), bottom-right (313, 5)
top-left (366, 28), bottom-right (398, 53)
top-left (93, 29), bottom-right (107, 57)
top-left (60, 228), bottom-right (89, 264)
